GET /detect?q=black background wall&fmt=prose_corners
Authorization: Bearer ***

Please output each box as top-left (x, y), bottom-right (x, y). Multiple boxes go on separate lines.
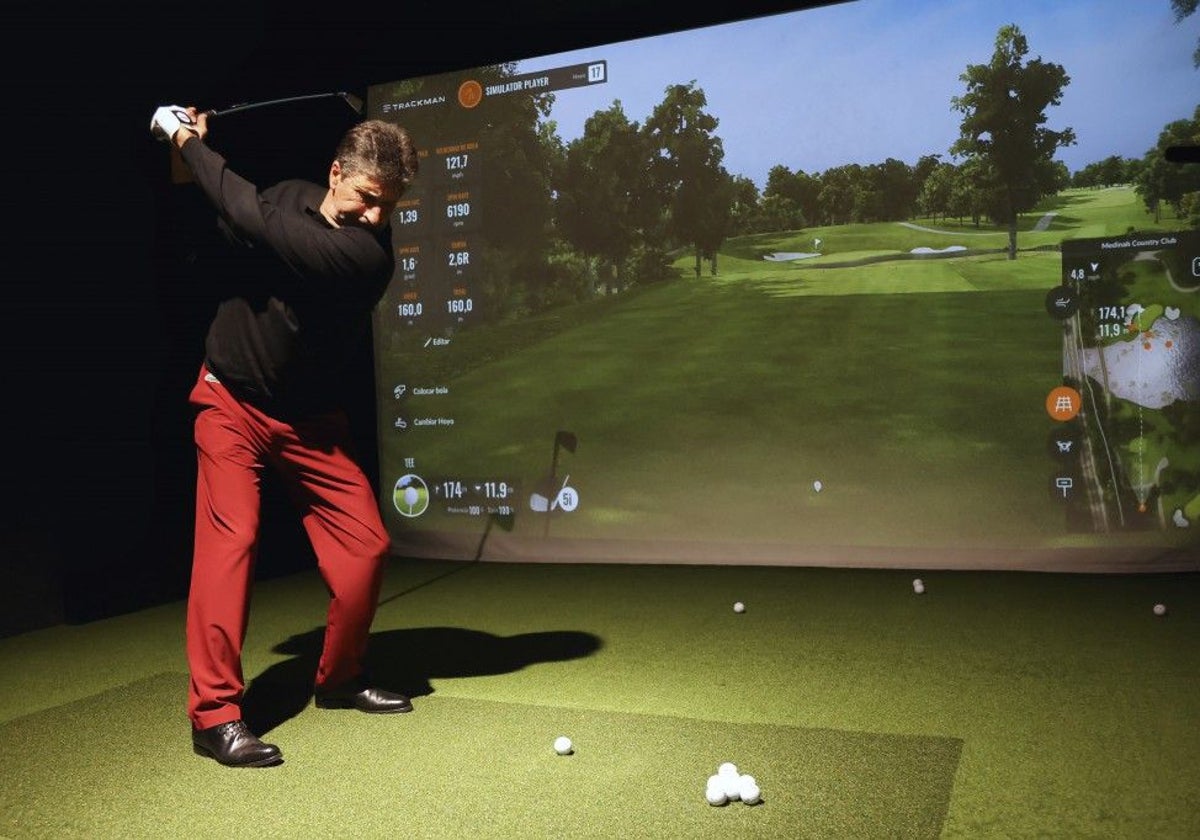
top-left (3, 0), bottom-right (819, 633)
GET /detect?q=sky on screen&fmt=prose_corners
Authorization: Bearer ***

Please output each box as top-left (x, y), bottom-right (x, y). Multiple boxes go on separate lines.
top-left (517, 0), bottom-right (1200, 189)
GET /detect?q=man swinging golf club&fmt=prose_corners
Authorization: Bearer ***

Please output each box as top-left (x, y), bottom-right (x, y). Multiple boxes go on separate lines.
top-left (150, 102), bottom-right (419, 767)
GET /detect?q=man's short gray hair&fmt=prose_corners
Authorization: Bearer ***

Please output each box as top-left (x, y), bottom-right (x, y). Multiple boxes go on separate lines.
top-left (335, 120), bottom-right (420, 194)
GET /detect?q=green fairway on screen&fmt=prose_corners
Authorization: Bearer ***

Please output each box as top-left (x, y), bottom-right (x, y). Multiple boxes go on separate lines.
top-left (366, 0), bottom-right (1200, 570)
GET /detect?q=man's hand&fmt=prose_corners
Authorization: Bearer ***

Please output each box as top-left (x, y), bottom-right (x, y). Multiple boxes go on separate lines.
top-left (150, 105), bottom-right (208, 148)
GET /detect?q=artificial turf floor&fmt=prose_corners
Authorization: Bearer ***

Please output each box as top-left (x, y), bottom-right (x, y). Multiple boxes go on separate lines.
top-left (0, 558), bottom-right (1196, 838)
top-left (0, 674), bottom-right (959, 838)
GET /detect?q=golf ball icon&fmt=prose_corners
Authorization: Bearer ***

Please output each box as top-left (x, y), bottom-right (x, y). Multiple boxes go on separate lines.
top-left (393, 474), bottom-right (430, 517)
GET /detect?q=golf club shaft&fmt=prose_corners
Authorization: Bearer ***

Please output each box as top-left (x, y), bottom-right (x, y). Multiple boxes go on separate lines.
top-left (206, 91), bottom-right (363, 118)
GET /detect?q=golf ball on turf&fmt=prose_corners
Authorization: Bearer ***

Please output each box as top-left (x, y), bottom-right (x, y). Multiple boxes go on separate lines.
top-left (1153, 603), bottom-right (1167, 616)
top-left (553, 736), bottom-right (572, 755)
top-left (913, 581), bottom-right (925, 594)
top-left (736, 773), bottom-right (759, 802)
top-left (705, 786), bottom-right (727, 806)
top-left (733, 601), bottom-right (745, 613)
top-left (717, 762), bottom-right (738, 776)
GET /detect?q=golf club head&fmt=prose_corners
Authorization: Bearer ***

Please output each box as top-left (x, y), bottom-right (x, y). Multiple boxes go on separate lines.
top-left (529, 471), bottom-right (561, 513)
top-left (340, 92), bottom-right (364, 116)
top-left (555, 430), bottom-right (578, 454)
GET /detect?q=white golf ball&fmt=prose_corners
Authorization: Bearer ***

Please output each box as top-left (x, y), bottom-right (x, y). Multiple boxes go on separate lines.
top-left (740, 781), bottom-right (762, 805)
top-left (721, 773), bottom-right (742, 800)
top-left (705, 787), bottom-right (728, 806)
top-left (403, 486), bottom-right (420, 507)
top-left (553, 736), bottom-right (572, 755)
top-left (1153, 603), bottom-right (1167, 616)
top-left (913, 582), bottom-right (925, 594)
top-left (912, 578), bottom-right (923, 588)
top-left (717, 762), bottom-right (739, 776)
top-left (733, 601), bottom-right (745, 613)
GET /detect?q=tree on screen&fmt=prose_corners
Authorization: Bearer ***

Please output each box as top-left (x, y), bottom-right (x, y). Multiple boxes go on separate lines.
top-left (949, 157), bottom-right (991, 228)
top-left (692, 167), bottom-right (736, 275)
top-left (555, 102), bottom-right (646, 293)
top-left (758, 190), bottom-right (802, 233)
top-left (726, 174), bottom-right (761, 236)
top-left (762, 165), bottom-right (814, 231)
top-left (1135, 105), bottom-right (1200, 226)
top-left (866, 158), bottom-right (918, 222)
top-left (1171, 0), bottom-right (1199, 67)
top-left (912, 154), bottom-right (944, 202)
top-left (951, 24), bottom-right (1075, 259)
top-left (917, 161), bottom-right (956, 223)
top-left (642, 82), bottom-right (731, 277)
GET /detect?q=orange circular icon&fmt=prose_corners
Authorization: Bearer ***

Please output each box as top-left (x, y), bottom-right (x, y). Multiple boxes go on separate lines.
top-left (458, 80), bottom-right (483, 109)
top-left (1045, 386), bottom-right (1082, 421)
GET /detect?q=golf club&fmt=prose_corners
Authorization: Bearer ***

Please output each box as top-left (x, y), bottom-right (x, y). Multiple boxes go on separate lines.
top-left (205, 91), bottom-right (364, 119)
top-left (540, 431), bottom-right (578, 535)
top-left (166, 91), bottom-right (365, 184)
top-left (551, 430), bottom-right (578, 477)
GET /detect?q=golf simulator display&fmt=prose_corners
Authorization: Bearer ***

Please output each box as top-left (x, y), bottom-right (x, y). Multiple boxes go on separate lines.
top-left (364, 0), bottom-right (1198, 573)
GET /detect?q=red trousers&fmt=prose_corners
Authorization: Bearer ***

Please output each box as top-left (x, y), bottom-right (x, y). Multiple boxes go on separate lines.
top-left (186, 366), bottom-right (390, 730)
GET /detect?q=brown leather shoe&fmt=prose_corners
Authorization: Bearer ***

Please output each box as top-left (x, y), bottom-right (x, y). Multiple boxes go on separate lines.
top-left (315, 685), bottom-right (413, 714)
top-left (192, 719), bottom-right (283, 767)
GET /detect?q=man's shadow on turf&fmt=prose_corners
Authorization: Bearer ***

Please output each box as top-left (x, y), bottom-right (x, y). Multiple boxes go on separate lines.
top-left (242, 625), bottom-right (603, 736)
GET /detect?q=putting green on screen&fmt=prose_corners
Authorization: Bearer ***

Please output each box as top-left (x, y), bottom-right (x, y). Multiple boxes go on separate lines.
top-left (0, 672), bottom-right (960, 839)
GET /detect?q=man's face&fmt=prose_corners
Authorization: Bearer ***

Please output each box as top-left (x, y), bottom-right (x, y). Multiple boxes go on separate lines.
top-left (325, 161), bottom-right (402, 231)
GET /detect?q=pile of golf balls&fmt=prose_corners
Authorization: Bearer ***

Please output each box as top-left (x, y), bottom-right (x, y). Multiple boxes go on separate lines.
top-left (553, 735), bottom-right (573, 755)
top-left (912, 578), bottom-right (925, 595)
top-left (705, 761), bottom-right (761, 806)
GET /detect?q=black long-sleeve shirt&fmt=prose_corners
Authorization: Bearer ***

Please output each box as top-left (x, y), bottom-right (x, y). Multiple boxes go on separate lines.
top-left (179, 136), bottom-right (394, 416)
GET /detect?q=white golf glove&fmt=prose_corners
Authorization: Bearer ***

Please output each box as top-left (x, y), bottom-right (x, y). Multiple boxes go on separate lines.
top-left (150, 105), bottom-right (196, 142)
